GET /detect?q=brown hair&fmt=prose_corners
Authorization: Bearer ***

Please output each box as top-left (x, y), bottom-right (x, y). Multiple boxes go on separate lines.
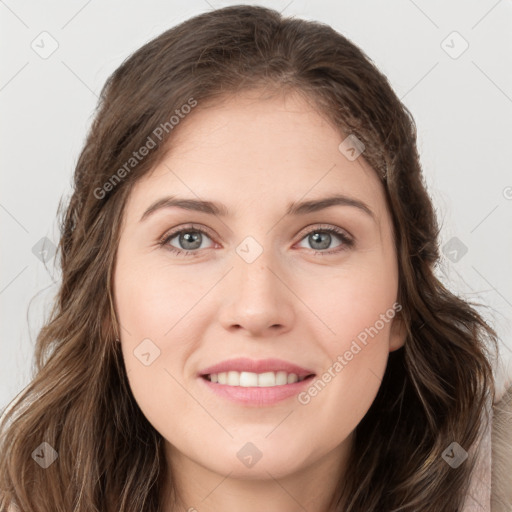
top-left (0, 5), bottom-right (498, 511)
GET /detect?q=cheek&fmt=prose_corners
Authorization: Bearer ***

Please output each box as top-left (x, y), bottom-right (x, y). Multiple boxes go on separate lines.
top-left (298, 319), bottom-right (390, 446)
top-left (114, 261), bottom-right (196, 414)
top-left (294, 258), bottom-right (397, 427)
top-left (114, 258), bottom-right (199, 339)
top-left (301, 254), bottom-right (399, 346)
top-left (302, 349), bottom-right (387, 454)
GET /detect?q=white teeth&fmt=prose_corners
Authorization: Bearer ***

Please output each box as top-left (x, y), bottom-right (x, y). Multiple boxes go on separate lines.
top-left (227, 371), bottom-right (239, 386)
top-left (240, 371), bottom-right (258, 387)
top-left (287, 373), bottom-right (299, 384)
top-left (275, 371), bottom-right (288, 385)
top-left (258, 372), bottom-right (275, 387)
top-left (205, 370), bottom-right (309, 387)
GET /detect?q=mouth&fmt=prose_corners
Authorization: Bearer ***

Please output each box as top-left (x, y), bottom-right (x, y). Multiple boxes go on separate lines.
top-left (198, 357), bottom-right (315, 382)
top-left (199, 370), bottom-right (316, 406)
top-left (201, 371), bottom-right (316, 387)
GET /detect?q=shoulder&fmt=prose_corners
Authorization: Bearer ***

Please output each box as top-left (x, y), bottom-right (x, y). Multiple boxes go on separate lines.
top-left (491, 384), bottom-right (512, 511)
top-left (0, 493), bottom-right (19, 512)
top-left (0, 502), bottom-right (18, 512)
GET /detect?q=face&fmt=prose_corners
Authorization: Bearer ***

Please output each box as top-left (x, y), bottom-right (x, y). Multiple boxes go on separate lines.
top-left (113, 89), bottom-right (405, 487)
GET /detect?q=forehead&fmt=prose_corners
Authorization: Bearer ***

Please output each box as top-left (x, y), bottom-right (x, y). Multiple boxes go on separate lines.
top-left (124, 90), bottom-right (388, 230)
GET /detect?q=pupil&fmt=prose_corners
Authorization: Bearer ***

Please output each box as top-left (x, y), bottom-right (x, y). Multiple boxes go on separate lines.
top-left (181, 231), bottom-right (201, 250)
top-left (311, 232), bottom-right (330, 250)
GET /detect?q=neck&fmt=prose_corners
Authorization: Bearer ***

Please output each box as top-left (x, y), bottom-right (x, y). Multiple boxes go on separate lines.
top-left (160, 433), bottom-right (353, 512)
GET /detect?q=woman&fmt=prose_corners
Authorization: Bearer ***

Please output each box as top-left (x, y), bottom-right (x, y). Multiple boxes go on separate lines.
top-left (1, 5), bottom-right (509, 511)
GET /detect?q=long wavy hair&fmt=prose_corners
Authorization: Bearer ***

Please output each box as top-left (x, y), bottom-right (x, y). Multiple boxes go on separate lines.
top-left (0, 5), bottom-right (499, 511)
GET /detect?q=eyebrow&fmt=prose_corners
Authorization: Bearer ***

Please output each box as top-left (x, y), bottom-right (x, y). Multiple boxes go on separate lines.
top-left (139, 194), bottom-right (376, 222)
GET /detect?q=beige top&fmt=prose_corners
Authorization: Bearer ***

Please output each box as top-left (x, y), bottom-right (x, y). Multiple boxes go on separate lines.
top-left (463, 382), bottom-right (512, 512)
top-left (462, 404), bottom-right (492, 511)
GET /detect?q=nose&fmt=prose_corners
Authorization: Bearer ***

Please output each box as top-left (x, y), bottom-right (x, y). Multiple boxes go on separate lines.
top-left (218, 251), bottom-right (295, 337)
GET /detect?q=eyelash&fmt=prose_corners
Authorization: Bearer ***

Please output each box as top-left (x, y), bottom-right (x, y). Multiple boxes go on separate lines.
top-left (158, 223), bottom-right (354, 257)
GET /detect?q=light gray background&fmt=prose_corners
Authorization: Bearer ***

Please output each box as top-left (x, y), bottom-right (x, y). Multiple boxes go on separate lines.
top-left (1, 0), bottom-right (511, 412)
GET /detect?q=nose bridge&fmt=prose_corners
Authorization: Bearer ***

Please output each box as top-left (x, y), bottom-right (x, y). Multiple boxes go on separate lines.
top-left (234, 234), bottom-right (280, 301)
top-left (220, 233), bottom-right (294, 332)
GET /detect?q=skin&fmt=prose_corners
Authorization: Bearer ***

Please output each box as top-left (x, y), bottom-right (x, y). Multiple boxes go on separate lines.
top-left (113, 88), bottom-right (406, 512)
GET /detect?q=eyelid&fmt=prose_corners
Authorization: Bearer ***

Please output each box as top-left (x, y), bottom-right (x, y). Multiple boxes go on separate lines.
top-left (294, 223), bottom-right (353, 242)
top-left (158, 223), bottom-right (218, 246)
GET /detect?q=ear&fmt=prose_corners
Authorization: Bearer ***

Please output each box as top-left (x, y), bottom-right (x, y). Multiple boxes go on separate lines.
top-left (389, 312), bottom-right (407, 352)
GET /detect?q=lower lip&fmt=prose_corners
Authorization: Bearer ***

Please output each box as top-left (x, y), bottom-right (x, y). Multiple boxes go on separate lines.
top-left (199, 375), bottom-right (315, 406)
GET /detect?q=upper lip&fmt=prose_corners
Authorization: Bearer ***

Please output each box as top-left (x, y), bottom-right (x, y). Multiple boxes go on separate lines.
top-left (199, 358), bottom-right (315, 378)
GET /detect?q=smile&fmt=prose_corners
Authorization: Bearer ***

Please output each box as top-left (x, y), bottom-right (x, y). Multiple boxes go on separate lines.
top-left (203, 370), bottom-right (313, 386)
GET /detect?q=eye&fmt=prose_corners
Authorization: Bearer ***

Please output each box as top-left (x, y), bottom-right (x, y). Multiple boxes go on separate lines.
top-left (158, 223), bottom-right (354, 257)
top-left (159, 224), bottom-right (216, 256)
top-left (295, 225), bottom-right (354, 255)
